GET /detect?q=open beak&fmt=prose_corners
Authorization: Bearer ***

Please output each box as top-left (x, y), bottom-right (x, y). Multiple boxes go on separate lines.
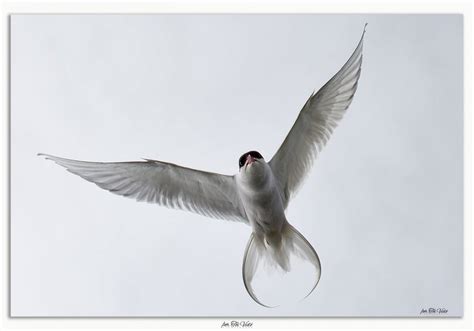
top-left (245, 154), bottom-right (256, 167)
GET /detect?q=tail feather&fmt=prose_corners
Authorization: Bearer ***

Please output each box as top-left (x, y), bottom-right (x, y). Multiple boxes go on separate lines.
top-left (242, 224), bottom-right (321, 307)
top-left (285, 224), bottom-right (321, 299)
top-left (242, 234), bottom-right (273, 308)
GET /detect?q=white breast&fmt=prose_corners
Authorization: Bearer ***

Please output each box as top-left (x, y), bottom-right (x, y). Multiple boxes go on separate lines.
top-left (236, 162), bottom-right (287, 234)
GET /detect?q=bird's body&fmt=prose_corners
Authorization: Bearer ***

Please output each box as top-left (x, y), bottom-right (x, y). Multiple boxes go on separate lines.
top-left (39, 25), bottom-right (367, 307)
top-left (236, 159), bottom-right (286, 237)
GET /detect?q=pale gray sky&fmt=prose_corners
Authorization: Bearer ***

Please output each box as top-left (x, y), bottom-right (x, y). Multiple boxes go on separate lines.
top-left (11, 14), bottom-right (463, 316)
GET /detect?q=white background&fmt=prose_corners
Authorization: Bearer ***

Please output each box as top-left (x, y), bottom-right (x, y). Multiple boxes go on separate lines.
top-left (11, 14), bottom-right (463, 316)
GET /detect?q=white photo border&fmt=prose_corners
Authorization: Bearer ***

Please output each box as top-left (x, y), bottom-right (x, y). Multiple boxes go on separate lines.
top-left (1, 0), bottom-right (472, 330)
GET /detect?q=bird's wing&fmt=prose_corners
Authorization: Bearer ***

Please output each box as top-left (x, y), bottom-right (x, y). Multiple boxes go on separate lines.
top-left (39, 153), bottom-right (248, 223)
top-left (269, 25), bottom-right (366, 208)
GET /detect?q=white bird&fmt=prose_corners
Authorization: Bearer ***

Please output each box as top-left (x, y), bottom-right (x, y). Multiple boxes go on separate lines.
top-left (39, 25), bottom-right (366, 307)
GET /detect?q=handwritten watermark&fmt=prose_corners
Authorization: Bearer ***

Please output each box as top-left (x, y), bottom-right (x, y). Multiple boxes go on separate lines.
top-left (420, 308), bottom-right (448, 315)
top-left (221, 320), bottom-right (253, 328)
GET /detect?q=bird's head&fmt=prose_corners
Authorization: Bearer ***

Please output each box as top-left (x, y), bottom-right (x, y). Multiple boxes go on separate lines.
top-left (238, 151), bottom-right (265, 174)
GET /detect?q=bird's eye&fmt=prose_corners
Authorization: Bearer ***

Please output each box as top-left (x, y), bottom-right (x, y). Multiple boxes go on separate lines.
top-left (238, 155), bottom-right (246, 169)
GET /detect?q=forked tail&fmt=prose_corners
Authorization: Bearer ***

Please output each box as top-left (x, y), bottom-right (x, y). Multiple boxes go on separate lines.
top-left (242, 223), bottom-right (321, 307)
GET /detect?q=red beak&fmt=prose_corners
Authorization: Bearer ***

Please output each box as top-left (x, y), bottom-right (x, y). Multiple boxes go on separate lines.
top-left (245, 154), bottom-right (256, 166)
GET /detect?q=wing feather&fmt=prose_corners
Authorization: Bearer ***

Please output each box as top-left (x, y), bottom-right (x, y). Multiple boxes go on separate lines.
top-left (39, 153), bottom-right (248, 223)
top-left (270, 25), bottom-right (366, 207)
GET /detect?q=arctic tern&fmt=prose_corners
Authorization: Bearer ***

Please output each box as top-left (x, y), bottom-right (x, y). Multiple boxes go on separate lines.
top-left (39, 25), bottom-right (366, 307)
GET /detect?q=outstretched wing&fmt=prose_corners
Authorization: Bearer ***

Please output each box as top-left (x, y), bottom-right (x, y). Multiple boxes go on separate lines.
top-left (269, 25), bottom-right (366, 208)
top-left (39, 153), bottom-right (248, 223)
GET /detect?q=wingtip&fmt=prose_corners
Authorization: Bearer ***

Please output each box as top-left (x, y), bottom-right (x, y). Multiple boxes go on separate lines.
top-left (38, 153), bottom-right (54, 161)
top-left (362, 23), bottom-right (368, 38)
top-left (355, 23), bottom-right (367, 48)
